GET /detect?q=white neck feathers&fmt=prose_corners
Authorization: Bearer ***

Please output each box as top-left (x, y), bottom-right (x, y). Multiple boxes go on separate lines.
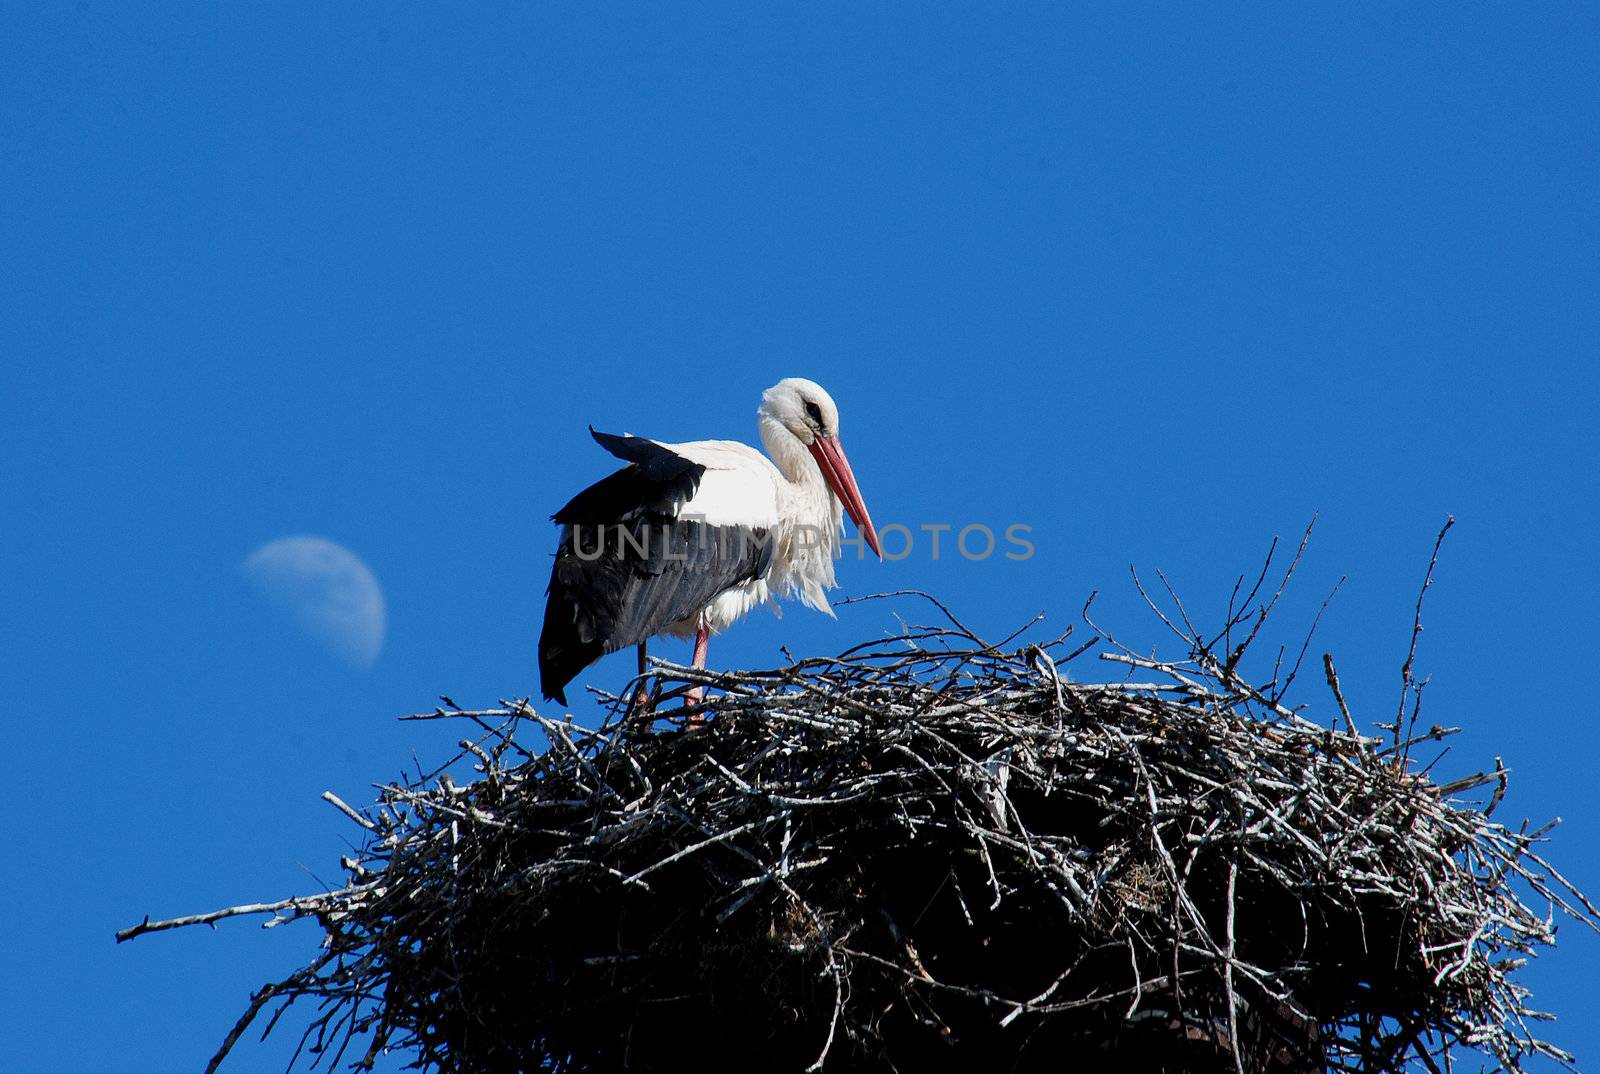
top-left (756, 409), bottom-right (842, 613)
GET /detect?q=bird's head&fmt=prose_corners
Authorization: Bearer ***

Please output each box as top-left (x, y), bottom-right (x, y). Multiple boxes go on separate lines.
top-left (760, 378), bottom-right (883, 560)
top-left (761, 377), bottom-right (842, 443)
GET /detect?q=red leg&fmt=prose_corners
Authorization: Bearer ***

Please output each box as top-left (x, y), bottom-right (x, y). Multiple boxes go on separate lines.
top-left (686, 623), bottom-right (711, 722)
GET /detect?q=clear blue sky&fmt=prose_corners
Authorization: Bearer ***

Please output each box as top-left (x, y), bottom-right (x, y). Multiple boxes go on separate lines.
top-left (4, 6), bottom-right (1597, 1072)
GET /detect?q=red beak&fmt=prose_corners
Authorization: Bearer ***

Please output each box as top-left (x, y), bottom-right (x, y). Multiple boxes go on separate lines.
top-left (808, 434), bottom-right (882, 560)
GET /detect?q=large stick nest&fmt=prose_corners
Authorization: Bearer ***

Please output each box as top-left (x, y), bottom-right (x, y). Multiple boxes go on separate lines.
top-left (122, 538), bottom-right (1599, 1074)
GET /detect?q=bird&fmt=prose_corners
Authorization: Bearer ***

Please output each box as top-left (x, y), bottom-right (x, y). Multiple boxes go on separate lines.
top-left (538, 377), bottom-right (883, 706)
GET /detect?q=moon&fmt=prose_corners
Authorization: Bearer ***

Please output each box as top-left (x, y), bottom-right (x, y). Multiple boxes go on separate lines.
top-left (243, 536), bottom-right (387, 670)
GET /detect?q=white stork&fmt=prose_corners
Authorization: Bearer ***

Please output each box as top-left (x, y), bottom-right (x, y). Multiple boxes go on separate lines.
top-left (538, 377), bottom-right (882, 705)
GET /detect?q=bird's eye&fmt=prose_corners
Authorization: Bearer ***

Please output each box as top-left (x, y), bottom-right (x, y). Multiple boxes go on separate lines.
top-left (803, 400), bottom-right (823, 424)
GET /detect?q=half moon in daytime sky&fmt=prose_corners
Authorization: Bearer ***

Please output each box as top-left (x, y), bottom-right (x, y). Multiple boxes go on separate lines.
top-left (243, 536), bottom-right (387, 670)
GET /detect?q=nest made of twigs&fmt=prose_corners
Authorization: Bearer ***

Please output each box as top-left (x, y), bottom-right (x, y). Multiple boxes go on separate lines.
top-left (121, 578), bottom-right (1599, 1074)
top-left (121, 521), bottom-right (1600, 1074)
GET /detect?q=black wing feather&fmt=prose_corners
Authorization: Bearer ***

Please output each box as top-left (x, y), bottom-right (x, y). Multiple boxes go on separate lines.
top-left (551, 429), bottom-right (704, 524)
top-left (537, 432), bottom-right (771, 704)
top-left (538, 519), bottom-right (772, 703)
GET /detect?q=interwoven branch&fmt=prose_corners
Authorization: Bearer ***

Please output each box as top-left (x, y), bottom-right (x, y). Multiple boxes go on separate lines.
top-left (119, 549), bottom-right (1598, 1074)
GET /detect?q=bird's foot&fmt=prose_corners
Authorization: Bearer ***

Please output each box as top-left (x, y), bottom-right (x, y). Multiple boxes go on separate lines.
top-left (685, 685), bottom-right (707, 728)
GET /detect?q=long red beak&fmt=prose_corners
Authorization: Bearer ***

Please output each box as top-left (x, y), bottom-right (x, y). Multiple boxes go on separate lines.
top-left (808, 434), bottom-right (882, 560)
